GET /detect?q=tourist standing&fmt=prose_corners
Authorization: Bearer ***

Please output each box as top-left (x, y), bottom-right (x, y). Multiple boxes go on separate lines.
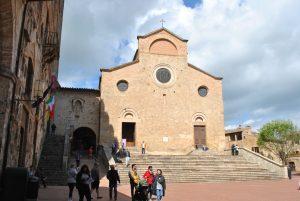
top-left (51, 123), bottom-right (56, 135)
top-left (153, 169), bottom-right (166, 201)
top-left (67, 164), bottom-right (78, 201)
top-left (106, 165), bottom-right (120, 201)
top-left (122, 142), bottom-right (126, 157)
top-left (91, 163), bottom-right (102, 199)
top-left (112, 142), bottom-right (116, 155)
top-left (88, 146), bottom-right (93, 159)
top-left (76, 164), bottom-right (92, 201)
top-left (231, 144), bottom-right (235, 156)
top-left (143, 166), bottom-right (154, 200)
top-left (128, 164), bottom-right (140, 200)
top-left (75, 151), bottom-right (81, 167)
top-left (141, 141), bottom-right (146, 155)
top-left (35, 167), bottom-right (47, 188)
top-left (125, 149), bottom-right (131, 167)
top-left (287, 164), bottom-right (292, 180)
top-left (234, 144), bottom-right (239, 155)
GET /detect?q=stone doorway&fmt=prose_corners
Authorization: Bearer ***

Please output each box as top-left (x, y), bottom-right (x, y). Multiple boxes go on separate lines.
top-left (122, 122), bottom-right (135, 147)
top-left (72, 127), bottom-right (96, 152)
top-left (194, 125), bottom-right (206, 147)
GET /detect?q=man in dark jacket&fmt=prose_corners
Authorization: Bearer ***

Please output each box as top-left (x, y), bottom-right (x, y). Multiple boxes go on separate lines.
top-left (106, 165), bottom-right (120, 201)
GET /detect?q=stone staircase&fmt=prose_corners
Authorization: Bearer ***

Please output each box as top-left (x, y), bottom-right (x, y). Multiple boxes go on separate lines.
top-left (116, 148), bottom-right (284, 184)
top-left (38, 135), bottom-right (67, 186)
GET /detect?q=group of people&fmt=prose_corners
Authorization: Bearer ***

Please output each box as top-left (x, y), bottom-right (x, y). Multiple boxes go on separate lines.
top-left (112, 141), bottom-right (147, 167)
top-left (67, 163), bottom-right (101, 201)
top-left (128, 164), bottom-right (166, 201)
top-left (231, 144), bottom-right (239, 155)
top-left (68, 162), bottom-right (166, 201)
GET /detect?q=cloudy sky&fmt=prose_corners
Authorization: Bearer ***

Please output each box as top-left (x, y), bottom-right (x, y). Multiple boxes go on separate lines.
top-left (59, 0), bottom-right (300, 130)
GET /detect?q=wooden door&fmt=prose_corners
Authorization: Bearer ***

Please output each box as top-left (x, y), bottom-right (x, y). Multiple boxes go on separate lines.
top-left (194, 125), bottom-right (206, 146)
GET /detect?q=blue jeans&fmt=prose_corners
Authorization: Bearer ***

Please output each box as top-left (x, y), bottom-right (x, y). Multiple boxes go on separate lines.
top-left (156, 189), bottom-right (163, 201)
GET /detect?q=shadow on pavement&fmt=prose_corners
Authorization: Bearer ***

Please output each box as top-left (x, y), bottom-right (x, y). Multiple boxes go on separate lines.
top-left (38, 186), bottom-right (132, 201)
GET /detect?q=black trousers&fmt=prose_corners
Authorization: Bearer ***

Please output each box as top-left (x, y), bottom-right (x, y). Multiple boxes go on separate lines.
top-left (68, 183), bottom-right (75, 198)
top-left (130, 183), bottom-right (135, 200)
top-left (78, 185), bottom-right (91, 201)
top-left (40, 178), bottom-right (47, 188)
top-left (109, 184), bottom-right (118, 200)
top-left (148, 185), bottom-right (153, 198)
top-left (142, 148), bottom-right (145, 154)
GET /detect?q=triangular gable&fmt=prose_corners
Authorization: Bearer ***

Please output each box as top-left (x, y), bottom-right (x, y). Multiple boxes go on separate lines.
top-left (188, 63), bottom-right (223, 80)
top-left (137, 27), bottom-right (188, 42)
top-left (100, 60), bottom-right (139, 72)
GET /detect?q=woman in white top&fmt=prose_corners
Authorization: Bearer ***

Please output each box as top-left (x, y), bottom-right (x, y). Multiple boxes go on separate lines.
top-left (76, 164), bottom-right (92, 201)
top-left (67, 164), bottom-right (78, 201)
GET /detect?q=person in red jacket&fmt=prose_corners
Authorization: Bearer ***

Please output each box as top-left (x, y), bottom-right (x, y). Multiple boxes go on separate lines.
top-left (143, 166), bottom-right (154, 200)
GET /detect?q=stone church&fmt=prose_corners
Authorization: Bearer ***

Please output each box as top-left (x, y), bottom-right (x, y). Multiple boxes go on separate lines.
top-left (55, 28), bottom-right (225, 154)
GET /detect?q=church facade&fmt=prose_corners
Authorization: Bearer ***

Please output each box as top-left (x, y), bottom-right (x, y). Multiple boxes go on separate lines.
top-left (54, 28), bottom-right (225, 154)
top-left (99, 28), bottom-right (225, 154)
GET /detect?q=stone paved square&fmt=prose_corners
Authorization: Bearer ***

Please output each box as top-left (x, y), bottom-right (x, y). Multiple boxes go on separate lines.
top-left (38, 176), bottom-right (300, 201)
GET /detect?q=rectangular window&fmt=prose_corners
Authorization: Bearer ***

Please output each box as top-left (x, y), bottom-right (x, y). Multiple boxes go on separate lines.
top-left (237, 133), bottom-right (242, 141)
top-left (252, 147), bottom-right (259, 153)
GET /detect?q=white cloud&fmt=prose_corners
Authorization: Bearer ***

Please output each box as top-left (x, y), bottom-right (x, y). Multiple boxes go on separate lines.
top-left (59, 0), bottom-right (300, 129)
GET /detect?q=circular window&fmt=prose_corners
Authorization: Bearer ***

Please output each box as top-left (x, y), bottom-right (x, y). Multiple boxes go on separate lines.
top-left (156, 68), bottom-right (171, 83)
top-left (117, 80), bottom-right (128, 91)
top-left (198, 86), bottom-right (208, 97)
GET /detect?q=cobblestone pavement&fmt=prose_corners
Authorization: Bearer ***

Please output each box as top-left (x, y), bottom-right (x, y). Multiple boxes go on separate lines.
top-left (39, 176), bottom-right (300, 201)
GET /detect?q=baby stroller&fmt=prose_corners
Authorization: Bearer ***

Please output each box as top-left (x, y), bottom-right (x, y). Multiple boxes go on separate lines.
top-left (133, 179), bottom-right (149, 201)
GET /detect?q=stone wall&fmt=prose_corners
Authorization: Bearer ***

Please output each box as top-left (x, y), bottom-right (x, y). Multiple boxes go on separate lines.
top-left (238, 148), bottom-right (287, 178)
top-left (225, 126), bottom-right (259, 151)
top-left (0, 0), bottom-right (64, 171)
top-left (54, 88), bottom-right (100, 143)
top-left (100, 29), bottom-right (225, 154)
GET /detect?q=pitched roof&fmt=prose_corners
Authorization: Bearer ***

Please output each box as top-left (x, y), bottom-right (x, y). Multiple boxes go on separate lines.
top-left (59, 87), bottom-right (99, 93)
top-left (137, 27), bottom-right (188, 42)
top-left (188, 63), bottom-right (223, 80)
top-left (100, 59), bottom-right (139, 72)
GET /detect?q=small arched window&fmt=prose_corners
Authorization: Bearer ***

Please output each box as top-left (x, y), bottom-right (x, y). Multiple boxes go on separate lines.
top-left (25, 58), bottom-right (34, 97)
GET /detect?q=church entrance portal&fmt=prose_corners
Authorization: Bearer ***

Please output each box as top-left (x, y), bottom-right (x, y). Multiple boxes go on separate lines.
top-left (194, 125), bottom-right (206, 147)
top-left (122, 122), bottom-right (135, 147)
top-left (73, 127), bottom-right (96, 152)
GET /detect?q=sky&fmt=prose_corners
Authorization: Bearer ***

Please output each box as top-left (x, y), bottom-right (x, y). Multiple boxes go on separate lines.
top-left (59, 0), bottom-right (300, 131)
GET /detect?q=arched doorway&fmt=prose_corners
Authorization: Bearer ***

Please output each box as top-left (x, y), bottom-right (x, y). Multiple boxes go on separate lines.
top-left (72, 127), bottom-right (96, 152)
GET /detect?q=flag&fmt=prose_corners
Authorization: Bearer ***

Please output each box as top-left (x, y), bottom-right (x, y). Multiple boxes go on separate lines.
top-left (46, 96), bottom-right (55, 119)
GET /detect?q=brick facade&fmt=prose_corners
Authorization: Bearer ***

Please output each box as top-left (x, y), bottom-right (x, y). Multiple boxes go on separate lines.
top-left (100, 28), bottom-right (225, 154)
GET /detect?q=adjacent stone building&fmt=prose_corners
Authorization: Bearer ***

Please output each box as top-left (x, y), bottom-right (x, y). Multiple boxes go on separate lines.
top-left (100, 28), bottom-right (225, 154)
top-left (0, 0), bottom-right (64, 173)
top-left (225, 126), bottom-right (259, 153)
top-left (54, 87), bottom-right (100, 151)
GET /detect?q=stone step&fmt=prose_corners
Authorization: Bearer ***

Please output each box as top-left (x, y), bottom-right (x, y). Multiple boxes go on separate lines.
top-left (37, 135), bottom-right (67, 186)
top-left (115, 151), bottom-right (284, 184)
